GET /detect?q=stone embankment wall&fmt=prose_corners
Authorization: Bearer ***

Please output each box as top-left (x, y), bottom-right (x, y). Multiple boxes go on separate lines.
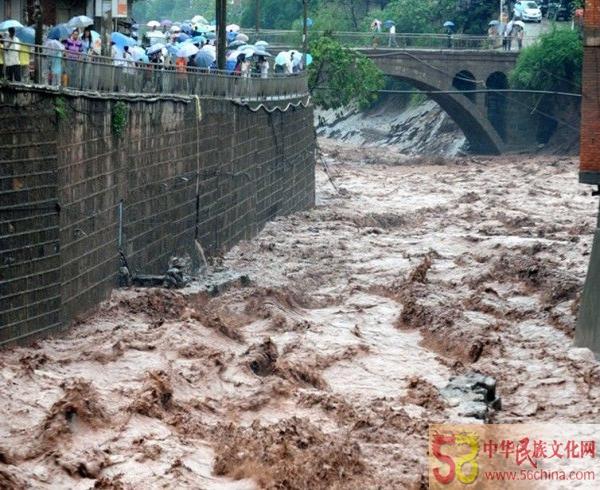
top-left (0, 88), bottom-right (315, 345)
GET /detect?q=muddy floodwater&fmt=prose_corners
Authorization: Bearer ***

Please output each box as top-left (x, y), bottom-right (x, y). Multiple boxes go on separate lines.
top-left (1, 140), bottom-right (599, 489)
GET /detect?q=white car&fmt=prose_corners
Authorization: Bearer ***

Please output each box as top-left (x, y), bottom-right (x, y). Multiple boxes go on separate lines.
top-left (514, 1), bottom-right (543, 22)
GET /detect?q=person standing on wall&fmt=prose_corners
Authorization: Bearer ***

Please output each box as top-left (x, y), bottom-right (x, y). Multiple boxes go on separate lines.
top-left (4, 27), bottom-right (21, 82)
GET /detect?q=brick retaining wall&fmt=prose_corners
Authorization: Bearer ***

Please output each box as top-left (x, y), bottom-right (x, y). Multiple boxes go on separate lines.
top-left (0, 88), bottom-right (316, 345)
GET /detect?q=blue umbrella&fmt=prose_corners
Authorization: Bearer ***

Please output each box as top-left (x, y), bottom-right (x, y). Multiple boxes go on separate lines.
top-left (306, 18), bottom-right (314, 28)
top-left (488, 20), bottom-right (500, 26)
top-left (166, 43), bottom-right (180, 56)
top-left (181, 23), bottom-right (192, 34)
top-left (15, 26), bottom-right (35, 44)
top-left (111, 32), bottom-right (136, 49)
top-left (193, 50), bottom-right (215, 68)
top-left (204, 32), bottom-right (216, 40)
top-left (177, 33), bottom-right (189, 43)
top-left (383, 20), bottom-right (395, 29)
top-left (191, 35), bottom-right (207, 45)
top-left (47, 23), bottom-right (71, 41)
top-left (0, 19), bottom-right (23, 30)
top-left (443, 21), bottom-right (455, 28)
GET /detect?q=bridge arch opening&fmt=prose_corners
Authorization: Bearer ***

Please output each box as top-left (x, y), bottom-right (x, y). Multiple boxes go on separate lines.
top-left (452, 70), bottom-right (477, 103)
top-left (485, 71), bottom-right (508, 140)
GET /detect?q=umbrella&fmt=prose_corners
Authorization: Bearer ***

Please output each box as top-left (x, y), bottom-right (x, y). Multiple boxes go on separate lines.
top-left (177, 43), bottom-right (199, 58)
top-left (193, 50), bottom-right (214, 68)
top-left (204, 32), bottom-right (216, 40)
top-left (147, 20), bottom-right (161, 28)
top-left (68, 15), bottom-right (93, 29)
top-left (252, 49), bottom-right (271, 58)
top-left (130, 45), bottom-right (144, 59)
top-left (47, 23), bottom-right (71, 41)
top-left (228, 40), bottom-right (247, 49)
top-left (181, 23), bottom-right (193, 34)
top-left (305, 53), bottom-right (313, 65)
top-left (514, 20), bottom-right (526, 28)
top-left (227, 50), bottom-right (241, 62)
top-left (147, 43), bottom-right (165, 55)
top-left (170, 25), bottom-right (181, 33)
top-left (201, 44), bottom-right (216, 56)
top-left (190, 35), bottom-right (207, 45)
top-left (15, 26), bottom-right (35, 44)
top-left (166, 43), bottom-right (180, 56)
top-left (192, 15), bottom-right (208, 25)
top-left (307, 18), bottom-right (314, 28)
top-left (292, 51), bottom-right (303, 66)
top-left (236, 33), bottom-right (249, 42)
top-left (226, 24), bottom-right (240, 32)
top-left (443, 21), bottom-right (455, 28)
top-left (43, 39), bottom-right (64, 55)
top-left (275, 51), bottom-right (289, 66)
top-left (177, 33), bottom-right (190, 42)
top-left (383, 20), bottom-right (395, 29)
top-left (488, 20), bottom-right (500, 26)
top-left (111, 32), bottom-right (136, 49)
top-left (160, 19), bottom-right (173, 27)
top-left (0, 19), bottom-right (23, 31)
top-left (255, 40), bottom-right (269, 48)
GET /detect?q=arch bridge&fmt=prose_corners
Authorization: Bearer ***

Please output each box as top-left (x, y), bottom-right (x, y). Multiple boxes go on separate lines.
top-left (357, 49), bottom-right (519, 154)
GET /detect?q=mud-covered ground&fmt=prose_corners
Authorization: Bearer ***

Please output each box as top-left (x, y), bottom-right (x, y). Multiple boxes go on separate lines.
top-left (1, 140), bottom-right (599, 489)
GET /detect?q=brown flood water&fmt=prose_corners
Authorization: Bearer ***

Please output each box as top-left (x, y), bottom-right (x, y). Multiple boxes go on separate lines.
top-left (1, 139), bottom-right (599, 489)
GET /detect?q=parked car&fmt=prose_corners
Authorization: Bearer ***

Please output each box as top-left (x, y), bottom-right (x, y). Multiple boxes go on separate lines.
top-left (548, 0), bottom-right (572, 20)
top-left (514, 1), bottom-right (543, 22)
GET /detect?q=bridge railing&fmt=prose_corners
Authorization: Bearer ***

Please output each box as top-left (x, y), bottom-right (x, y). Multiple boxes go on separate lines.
top-left (1, 42), bottom-right (309, 101)
top-left (248, 29), bottom-right (538, 51)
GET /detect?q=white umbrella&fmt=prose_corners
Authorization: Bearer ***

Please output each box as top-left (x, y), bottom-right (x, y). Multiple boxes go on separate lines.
top-left (147, 43), bottom-right (165, 55)
top-left (177, 43), bottom-right (199, 58)
top-left (147, 31), bottom-right (165, 38)
top-left (0, 19), bottom-right (23, 30)
top-left (514, 20), bottom-right (526, 28)
top-left (226, 24), bottom-right (240, 32)
top-left (227, 50), bottom-right (241, 62)
top-left (201, 44), bottom-right (216, 56)
top-left (146, 20), bottom-right (161, 28)
top-left (43, 39), bottom-right (65, 55)
top-left (292, 51), bottom-right (303, 66)
top-left (130, 45), bottom-right (146, 60)
top-left (192, 15), bottom-right (208, 25)
top-left (240, 45), bottom-right (256, 56)
top-left (255, 40), bottom-right (269, 48)
top-left (236, 33), bottom-right (249, 42)
top-left (170, 25), bottom-right (181, 33)
top-left (68, 15), bottom-right (94, 29)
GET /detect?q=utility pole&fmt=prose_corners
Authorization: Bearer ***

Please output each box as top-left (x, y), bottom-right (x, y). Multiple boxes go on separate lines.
top-left (216, 0), bottom-right (227, 70)
top-left (302, 0), bottom-right (308, 67)
top-left (33, 0), bottom-right (43, 83)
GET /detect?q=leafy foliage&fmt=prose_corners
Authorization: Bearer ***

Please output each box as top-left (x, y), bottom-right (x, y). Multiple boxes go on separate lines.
top-left (510, 28), bottom-right (582, 91)
top-left (112, 101), bottom-right (129, 137)
top-left (308, 36), bottom-right (384, 109)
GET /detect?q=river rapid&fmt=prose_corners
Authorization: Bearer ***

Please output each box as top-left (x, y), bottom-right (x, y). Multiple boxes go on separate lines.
top-left (0, 140), bottom-right (598, 489)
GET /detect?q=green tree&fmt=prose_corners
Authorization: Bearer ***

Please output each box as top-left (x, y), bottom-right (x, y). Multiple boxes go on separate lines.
top-left (510, 28), bottom-right (583, 92)
top-left (309, 35), bottom-right (385, 109)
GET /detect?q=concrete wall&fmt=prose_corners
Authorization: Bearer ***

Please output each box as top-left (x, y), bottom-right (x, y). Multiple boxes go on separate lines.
top-left (0, 88), bottom-right (315, 345)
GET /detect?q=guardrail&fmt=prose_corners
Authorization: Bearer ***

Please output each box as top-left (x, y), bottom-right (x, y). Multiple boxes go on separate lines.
top-left (246, 29), bottom-right (538, 51)
top-left (0, 42), bottom-right (309, 101)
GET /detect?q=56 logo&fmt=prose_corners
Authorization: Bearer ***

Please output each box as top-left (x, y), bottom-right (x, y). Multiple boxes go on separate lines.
top-left (431, 431), bottom-right (480, 485)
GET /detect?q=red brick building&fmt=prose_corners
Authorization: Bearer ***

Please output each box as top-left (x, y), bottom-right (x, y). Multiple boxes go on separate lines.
top-left (580, 0), bottom-right (600, 183)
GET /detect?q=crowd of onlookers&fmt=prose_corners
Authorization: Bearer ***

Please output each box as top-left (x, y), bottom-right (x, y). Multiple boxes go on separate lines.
top-left (0, 18), bottom-right (307, 88)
